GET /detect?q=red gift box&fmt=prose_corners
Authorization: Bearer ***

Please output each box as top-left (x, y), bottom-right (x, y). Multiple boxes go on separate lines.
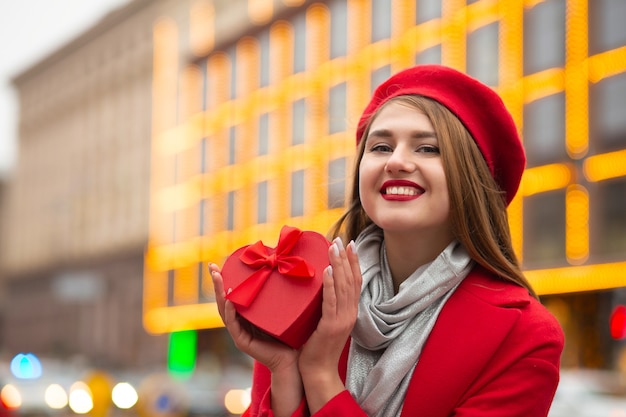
top-left (221, 225), bottom-right (331, 349)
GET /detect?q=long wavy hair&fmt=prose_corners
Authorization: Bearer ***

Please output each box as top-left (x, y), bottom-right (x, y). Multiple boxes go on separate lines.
top-left (328, 95), bottom-right (537, 298)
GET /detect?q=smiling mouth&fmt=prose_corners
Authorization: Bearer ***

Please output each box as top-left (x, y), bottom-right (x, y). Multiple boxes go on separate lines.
top-left (383, 186), bottom-right (420, 196)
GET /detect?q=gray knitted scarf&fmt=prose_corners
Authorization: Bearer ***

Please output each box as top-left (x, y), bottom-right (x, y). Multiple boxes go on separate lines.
top-left (346, 224), bottom-right (473, 417)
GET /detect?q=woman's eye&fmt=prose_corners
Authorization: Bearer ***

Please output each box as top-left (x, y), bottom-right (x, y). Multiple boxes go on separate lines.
top-left (418, 145), bottom-right (440, 154)
top-left (370, 144), bottom-right (393, 153)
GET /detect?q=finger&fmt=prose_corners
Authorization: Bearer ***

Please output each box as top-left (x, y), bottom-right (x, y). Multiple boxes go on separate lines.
top-left (321, 265), bottom-right (338, 321)
top-left (346, 241), bottom-right (362, 300)
top-left (223, 299), bottom-right (255, 351)
top-left (330, 238), bottom-right (354, 313)
top-left (208, 263), bottom-right (227, 319)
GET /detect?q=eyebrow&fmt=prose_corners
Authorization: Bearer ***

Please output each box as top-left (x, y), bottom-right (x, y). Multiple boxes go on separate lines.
top-left (367, 128), bottom-right (437, 140)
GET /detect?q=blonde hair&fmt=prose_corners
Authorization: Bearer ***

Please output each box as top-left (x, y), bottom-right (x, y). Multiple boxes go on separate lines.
top-left (329, 95), bottom-right (537, 298)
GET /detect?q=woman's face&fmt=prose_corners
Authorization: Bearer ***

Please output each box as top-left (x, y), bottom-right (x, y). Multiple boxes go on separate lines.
top-left (359, 101), bottom-right (453, 240)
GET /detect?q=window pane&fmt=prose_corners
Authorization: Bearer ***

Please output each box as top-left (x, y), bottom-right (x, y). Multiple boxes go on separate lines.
top-left (371, 66), bottom-right (391, 93)
top-left (258, 113), bottom-right (269, 155)
top-left (200, 137), bottom-right (208, 172)
top-left (292, 99), bottom-right (306, 145)
top-left (524, 190), bottom-right (566, 268)
top-left (523, 0), bottom-right (565, 75)
top-left (329, 83), bottom-right (347, 134)
top-left (199, 199), bottom-right (206, 235)
top-left (593, 179), bottom-right (626, 258)
top-left (371, 0), bottom-right (392, 42)
top-left (259, 30), bottom-right (270, 87)
top-left (589, 0), bottom-right (626, 54)
top-left (227, 191), bottom-right (235, 230)
top-left (228, 126), bottom-right (236, 164)
top-left (200, 59), bottom-right (208, 111)
top-left (257, 181), bottom-right (268, 224)
top-left (293, 13), bottom-right (306, 73)
top-left (291, 170), bottom-right (305, 217)
top-left (523, 93), bottom-right (566, 167)
top-left (330, 0), bottom-right (348, 58)
top-left (415, 44), bottom-right (441, 65)
top-left (228, 46), bottom-right (237, 99)
top-left (328, 158), bottom-right (346, 209)
top-left (466, 23), bottom-right (499, 87)
top-left (589, 72), bottom-right (626, 152)
top-left (416, 0), bottom-right (441, 24)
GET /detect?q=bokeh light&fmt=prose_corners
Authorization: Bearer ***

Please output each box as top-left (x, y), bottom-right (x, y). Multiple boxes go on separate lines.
top-left (224, 388), bottom-right (251, 415)
top-left (112, 382), bottom-right (138, 409)
top-left (0, 384), bottom-right (22, 409)
top-left (45, 384), bottom-right (68, 409)
top-left (68, 381), bottom-right (93, 414)
top-left (610, 305), bottom-right (626, 340)
top-left (10, 353), bottom-right (42, 379)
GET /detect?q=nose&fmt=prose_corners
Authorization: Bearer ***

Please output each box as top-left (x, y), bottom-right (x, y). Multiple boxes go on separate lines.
top-left (385, 146), bottom-right (416, 173)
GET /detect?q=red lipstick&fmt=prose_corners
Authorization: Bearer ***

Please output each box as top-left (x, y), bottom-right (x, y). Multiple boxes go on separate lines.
top-left (380, 180), bottom-right (423, 201)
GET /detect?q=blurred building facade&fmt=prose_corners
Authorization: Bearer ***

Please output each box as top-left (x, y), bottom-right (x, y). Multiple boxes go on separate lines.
top-left (2, 0), bottom-right (626, 384)
top-left (144, 0), bottom-right (626, 374)
top-left (2, 0), bottom-right (166, 369)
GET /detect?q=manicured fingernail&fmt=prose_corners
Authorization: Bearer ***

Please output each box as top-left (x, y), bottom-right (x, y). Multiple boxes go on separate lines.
top-left (333, 237), bottom-right (344, 250)
top-left (326, 265), bottom-right (333, 275)
top-left (331, 243), bottom-right (340, 257)
top-left (348, 240), bottom-right (356, 252)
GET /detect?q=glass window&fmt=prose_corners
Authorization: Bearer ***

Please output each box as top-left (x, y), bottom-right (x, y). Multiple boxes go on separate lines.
top-left (523, 190), bottom-right (566, 268)
top-left (292, 99), bottom-right (306, 145)
top-left (227, 191), bottom-right (235, 230)
top-left (330, 0), bottom-right (348, 59)
top-left (466, 23), bottom-right (499, 87)
top-left (258, 113), bottom-right (269, 155)
top-left (293, 13), bottom-right (306, 73)
top-left (259, 30), bottom-right (270, 87)
top-left (589, 0), bottom-right (626, 55)
top-left (371, 66), bottom-right (391, 93)
top-left (200, 137), bottom-right (208, 173)
top-left (198, 262), bottom-right (213, 303)
top-left (523, 93), bottom-right (567, 167)
top-left (200, 59), bottom-right (208, 111)
top-left (329, 83), bottom-right (347, 134)
top-left (415, 44), bottom-right (442, 65)
top-left (589, 72), bottom-right (626, 152)
top-left (328, 158), bottom-right (346, 209)
top-left (371, 0), bottom-right (392, 42)
top-left (416, 0), bottom-right (441, 24)
top-left (198, 199), bottom-right (206, 235)
top-left (291, 170), bottom-right (305, 217)
top-left (228, 126), bottom-right (236, 164)
top-left (593, 179), bottom-right (626, 258)
top-left (257, 181), bottom-right (268, 224)
top-left (523, 0), bottom-right (565, 75)
top-left (228, 46), bottom-right (238, 99)
top-left (167, 270), bottom-right (175, 306)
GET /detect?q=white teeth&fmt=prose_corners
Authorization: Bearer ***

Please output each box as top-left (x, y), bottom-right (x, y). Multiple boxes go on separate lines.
top-left (386, 186), bottom-right (418, 196)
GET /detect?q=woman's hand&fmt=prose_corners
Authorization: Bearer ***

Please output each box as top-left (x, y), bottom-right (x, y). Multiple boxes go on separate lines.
top-left (209, 263), bottom-right (303, 417)
top-left (298, 238), bottom-right (362, 413)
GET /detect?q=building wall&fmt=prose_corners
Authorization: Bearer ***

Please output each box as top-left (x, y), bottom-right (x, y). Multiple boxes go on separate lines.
top-left (1, 0), bottom-right (168, 368)
top-left (144, 0), bottom-right (626, 371)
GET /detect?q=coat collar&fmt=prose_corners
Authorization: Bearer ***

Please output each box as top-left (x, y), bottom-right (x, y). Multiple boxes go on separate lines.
top-left (400, 266), bottom-right (531, 416)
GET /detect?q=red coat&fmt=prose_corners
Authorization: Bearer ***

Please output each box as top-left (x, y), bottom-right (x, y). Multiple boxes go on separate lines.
top-left (244, 266), bottom-right (564, 417)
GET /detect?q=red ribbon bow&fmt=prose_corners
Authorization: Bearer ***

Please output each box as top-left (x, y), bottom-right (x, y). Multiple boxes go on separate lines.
top-left (225, 226), bottom-right (315, 307)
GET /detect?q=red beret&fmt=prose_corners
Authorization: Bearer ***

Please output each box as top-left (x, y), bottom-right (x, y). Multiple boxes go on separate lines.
top-left (356, 64), bottom-right (525, 206)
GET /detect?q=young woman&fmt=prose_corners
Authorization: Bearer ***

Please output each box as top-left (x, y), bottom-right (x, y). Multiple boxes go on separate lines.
top-left (210, 64), bottom-right (564, 417)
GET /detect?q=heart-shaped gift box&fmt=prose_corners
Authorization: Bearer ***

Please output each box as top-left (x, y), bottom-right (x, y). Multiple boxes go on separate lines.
top-left (221, 225), bottom-right (330, 349)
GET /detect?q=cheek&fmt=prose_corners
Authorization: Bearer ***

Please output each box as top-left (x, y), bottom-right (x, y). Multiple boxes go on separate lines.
top-left (358, 159), bottom-right (377, 190)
